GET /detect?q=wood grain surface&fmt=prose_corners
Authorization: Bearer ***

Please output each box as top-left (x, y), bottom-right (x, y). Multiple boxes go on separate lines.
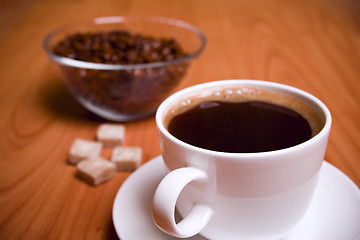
top-left (0, 0), bottom-right (359, 239)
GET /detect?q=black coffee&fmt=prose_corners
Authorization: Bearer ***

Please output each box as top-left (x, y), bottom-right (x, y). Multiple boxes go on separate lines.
top-left (164, 86), bottom-right (324, 153)
top-left (167, 100), bottom-right (314, 153)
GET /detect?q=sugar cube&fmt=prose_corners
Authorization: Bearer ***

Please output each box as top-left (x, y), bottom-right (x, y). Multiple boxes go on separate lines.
top-left (96, 124), bottom-right (125, 147)
top-left (76, 157), bottom-right (116, 186)
top-left (111, 146), bottom-right (142, 171)
top-left (68, 139), bottom-right (102, 164)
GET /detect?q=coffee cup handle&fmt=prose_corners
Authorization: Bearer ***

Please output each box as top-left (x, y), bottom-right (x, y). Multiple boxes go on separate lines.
top-left (152, 167), bottom-right (213, 238)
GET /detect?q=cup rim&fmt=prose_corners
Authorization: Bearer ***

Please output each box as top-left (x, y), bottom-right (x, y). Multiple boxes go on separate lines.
top-left (42, 16), bottom-right (206, 70)
top-left (156, 79), bottom-right (332, 158)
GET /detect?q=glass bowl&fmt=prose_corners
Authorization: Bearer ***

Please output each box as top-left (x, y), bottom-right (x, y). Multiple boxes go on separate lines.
top-left (43, 16), bottom-right (206, 121)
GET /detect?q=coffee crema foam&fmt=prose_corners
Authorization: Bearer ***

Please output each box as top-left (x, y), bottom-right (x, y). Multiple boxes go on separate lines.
top-left (163, 86), bottom-right (324, 137)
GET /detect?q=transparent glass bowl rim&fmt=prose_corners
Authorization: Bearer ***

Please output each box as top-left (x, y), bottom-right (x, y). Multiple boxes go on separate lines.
top-left (43, 16), bottom-right (206, 70)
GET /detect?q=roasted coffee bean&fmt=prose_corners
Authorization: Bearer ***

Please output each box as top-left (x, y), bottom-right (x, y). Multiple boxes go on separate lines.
top-left (53, 30), bottom-right (187, 64)
top-left (52, 30), bottom-right (189, 116)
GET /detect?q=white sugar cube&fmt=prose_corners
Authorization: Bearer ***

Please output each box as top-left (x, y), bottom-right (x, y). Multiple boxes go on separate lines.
top-left (68, 139), bottom-right (102, 164)
top-left (96, 124), bottom-right (125, 147)
top-left (111, 146), bottom-right (142, 171)
top-left (76, 157), bottom-right (116, 186)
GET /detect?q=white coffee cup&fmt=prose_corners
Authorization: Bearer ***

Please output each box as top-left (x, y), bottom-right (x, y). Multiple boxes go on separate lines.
top-left (152, 80), bottom-right (331, 240)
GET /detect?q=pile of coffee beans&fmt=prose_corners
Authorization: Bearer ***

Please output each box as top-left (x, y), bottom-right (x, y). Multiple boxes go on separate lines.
top-left (52, 30), bottom-right (189, 116)
top-left (52, 30), bottom-right (188, 64)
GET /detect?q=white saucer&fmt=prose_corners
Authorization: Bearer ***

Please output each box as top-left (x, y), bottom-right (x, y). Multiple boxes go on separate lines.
top-left (112, 156), bottom-right (360, 240)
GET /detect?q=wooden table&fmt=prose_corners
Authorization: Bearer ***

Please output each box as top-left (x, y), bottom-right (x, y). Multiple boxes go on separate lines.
top-left (1, 0), bottom-right (359, 239)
